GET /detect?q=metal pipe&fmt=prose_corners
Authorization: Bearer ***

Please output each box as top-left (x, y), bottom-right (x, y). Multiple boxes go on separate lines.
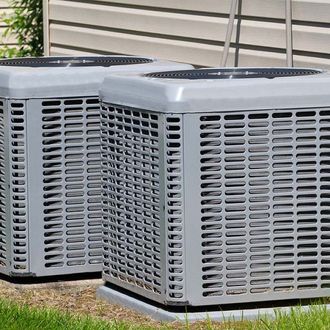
top-left (221, 0), bottom-right (238, 67)
top-left (285, 0), bottom-right (294, 67)
top-left (234, 0), bottom-right (243, 67)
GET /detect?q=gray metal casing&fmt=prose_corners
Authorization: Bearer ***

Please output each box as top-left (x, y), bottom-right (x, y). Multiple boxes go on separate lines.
top-left (0, 56), bottom-right (192, 278)
top-left (100, 68), bottom-right (330, 307)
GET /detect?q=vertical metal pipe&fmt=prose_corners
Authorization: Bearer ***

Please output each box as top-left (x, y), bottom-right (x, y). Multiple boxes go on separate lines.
top-left (221, 0), bottom-right (238, 67)
top-left (234, 0), bottom-right (243, 67)
top-left (285, 0), bottom-right (294, 67)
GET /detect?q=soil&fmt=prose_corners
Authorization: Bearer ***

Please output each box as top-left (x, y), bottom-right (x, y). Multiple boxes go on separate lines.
top-left (0, 278), bottom-right (249, 329)
top-left (0, 279), bottom-right (159, 328)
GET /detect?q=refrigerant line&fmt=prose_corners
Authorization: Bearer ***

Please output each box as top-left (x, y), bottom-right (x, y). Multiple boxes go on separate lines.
top-left (221, 0), bottom-right (294, 67)
top-left (286, 0), bottom-right (294, 67)
top-left (221, 0), bottom-right (238, 67)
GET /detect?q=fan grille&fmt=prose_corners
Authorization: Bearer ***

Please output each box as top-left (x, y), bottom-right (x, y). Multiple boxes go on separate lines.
top-left (0, 56), bottom-right (153, 67)
top-left (146, 68), bottom-right (322, 80)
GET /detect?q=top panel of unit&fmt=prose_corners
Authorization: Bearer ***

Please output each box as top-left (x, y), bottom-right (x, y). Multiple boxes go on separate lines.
top-left (0, 56), bottom-right (192, 99)
top-left (100, 67), bottom-right (330, 113)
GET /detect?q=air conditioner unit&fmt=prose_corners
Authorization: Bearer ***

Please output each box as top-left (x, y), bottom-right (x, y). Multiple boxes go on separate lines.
top-left (99, 67), bottom-right (330, 308)
top-left (0, 56), bottom-right (192, 279)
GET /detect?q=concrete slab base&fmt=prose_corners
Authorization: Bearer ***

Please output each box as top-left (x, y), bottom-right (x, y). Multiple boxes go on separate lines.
top-left (97, 285), bottom-right (330, 322)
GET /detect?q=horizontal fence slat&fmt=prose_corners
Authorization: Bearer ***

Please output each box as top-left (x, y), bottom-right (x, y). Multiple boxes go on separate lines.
top-left (50, 45), bottom-right (330, 70)
top-left (49, 24), bottom-right (330, 69)
top-left (49, 0), bottom-right (330, 54)
top-left (0, 0), bottom-right (10, 8)
top-left (237, 48), bottom-right (330, 69)
top-left (91, 0), bottom-right (330, 23)
top-left (49, 23), bottom-right (230, 66)
top-left (0, 27), bottom-right (17, 45)
top-left (49, 1), bottom-right (229, 41)
top-left (46, 0), bottom-right (330, 68)
top-left (0, 8), bottom-right (14, 15)
top-left (0, 1), bottom-right (20, 48)
top-left (50, 47), bottom-right (99, 55)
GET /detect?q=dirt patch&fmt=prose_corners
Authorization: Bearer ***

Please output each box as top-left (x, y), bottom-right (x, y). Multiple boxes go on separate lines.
top-left (0, 279), bottom-right (160, 328)
top-left (0, 279), bottom-right (251, 329)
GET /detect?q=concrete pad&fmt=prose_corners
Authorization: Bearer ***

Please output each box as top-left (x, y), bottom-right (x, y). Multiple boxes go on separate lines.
top-left (97, 285), bottom-right (330, 322)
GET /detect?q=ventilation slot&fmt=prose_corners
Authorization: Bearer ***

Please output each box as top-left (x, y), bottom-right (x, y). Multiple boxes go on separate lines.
top-left (165, 115), bottom-right (185, 300)
top-left (101, 105), bottom-right (162, 296)
top-left (199, 109), bottom-right (330, 299)
top-left (41, 98), bottom-right (102, 269)
top-left (200, 115), bottom-right (225, 297)
top-left (9, 101), bottom-right (28, 271)
top-left (0, 99), bottom-right (6, 269)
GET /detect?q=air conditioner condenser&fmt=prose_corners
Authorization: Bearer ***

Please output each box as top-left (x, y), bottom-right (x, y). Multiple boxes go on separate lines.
top-left (99, 67), bottom-right (330, 307)
top-left (0, 56), bottom-right (192, 279)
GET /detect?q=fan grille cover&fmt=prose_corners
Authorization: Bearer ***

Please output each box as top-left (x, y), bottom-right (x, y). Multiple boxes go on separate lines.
top-left (0, 56), bottom-right (153, 67)
top-left (146, 68), bottom-right (322, 80)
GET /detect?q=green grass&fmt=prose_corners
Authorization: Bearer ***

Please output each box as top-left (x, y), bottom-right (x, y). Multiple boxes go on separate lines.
top-left (253, 304), bottom-right (330, 330)
top-left (0, 298), bottom-right (329, 330)
top-left (0, 299), bottom-right (153, 330)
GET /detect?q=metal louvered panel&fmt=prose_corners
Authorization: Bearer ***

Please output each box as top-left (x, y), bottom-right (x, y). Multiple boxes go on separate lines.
top-left (0, 56), bottom-right (190, 280)
top-left (8, 101), bottom-right (29, 273)
top-left (101, 105), bottom-right (163, 302)
top-left (0, 99), bottom-right (7, 271)
top-left (164, 114), bottom-right (186, 302)
top-left (40, 98), bottom-right (102, 271)
top-left (319, 110), bottom-right (330, 289)
top-left (198, 115), bottom-right (226, 298)
top-left (0, 94), bottom-right (139, 278)
top-left (196, 109), bottom-right (330, 304)
top-left (101, 103), bottom-right (330, 306)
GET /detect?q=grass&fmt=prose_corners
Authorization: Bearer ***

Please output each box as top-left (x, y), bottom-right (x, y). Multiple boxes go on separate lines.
top-left (255, 304), bottom-right (330, 330)
top-left (0, 299), bottom-right (122, 330)
top-left (0, 298), bottom-right (329, 330)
